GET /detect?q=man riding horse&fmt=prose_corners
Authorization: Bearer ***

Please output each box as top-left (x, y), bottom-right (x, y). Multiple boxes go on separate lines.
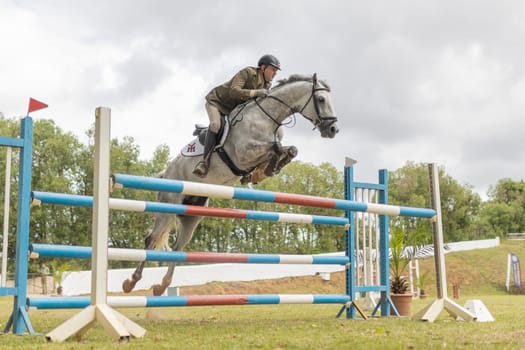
top-left (123, 68), bottom-right (339, 296)
top-left (193, 54), bottom-right (281, 177)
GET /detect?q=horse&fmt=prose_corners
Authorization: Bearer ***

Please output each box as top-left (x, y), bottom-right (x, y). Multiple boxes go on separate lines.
top-left (122, 73), bottom-right (339, 295)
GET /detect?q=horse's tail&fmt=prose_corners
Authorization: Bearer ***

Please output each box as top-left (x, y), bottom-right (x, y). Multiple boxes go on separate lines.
top-left (155, 229), bottom-right (171, 251)
top-left (153, 170), bottom-right (165, 178)
top-left (145, 221), bottom-right (172, 251)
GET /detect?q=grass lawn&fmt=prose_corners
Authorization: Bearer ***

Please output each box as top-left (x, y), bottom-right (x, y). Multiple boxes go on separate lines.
top-left (1, 240), bottom-right (524, 349)
top-left (1, 294), bottom-right (524, 349)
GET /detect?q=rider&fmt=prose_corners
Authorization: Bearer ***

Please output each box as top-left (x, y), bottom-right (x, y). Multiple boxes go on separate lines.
top-left (192, 54), bottom-right (281, 177)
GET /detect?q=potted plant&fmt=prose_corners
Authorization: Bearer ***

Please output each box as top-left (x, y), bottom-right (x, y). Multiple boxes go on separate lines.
top-left (389, 227), bottom-right (416, 316)
top-left (51, 261), bottom-right (70, 295)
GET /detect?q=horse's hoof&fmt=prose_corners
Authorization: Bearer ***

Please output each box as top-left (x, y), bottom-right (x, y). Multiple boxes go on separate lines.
top-left (288, 146), bottom-right (298, 157)
top-left (152, 284), bottom-right (166, 296)
top-left (122, 279), bottom-right (135, 293)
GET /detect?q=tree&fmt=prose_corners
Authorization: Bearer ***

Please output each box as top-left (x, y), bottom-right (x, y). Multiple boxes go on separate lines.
top-left (6, 118), bottom-right (170, 271)
top-left (189, 161), bottom-right (345, 254)
top-left (388, 162), bottom-right (482, 242)
top-left (478, 179), bottom-right (525, 237)
top-left (5, 111), bottom-right (523, 278)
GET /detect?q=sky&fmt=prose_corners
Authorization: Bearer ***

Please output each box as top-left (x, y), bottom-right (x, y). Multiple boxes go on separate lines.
top-left (1, 0), bottom-right (524, 200)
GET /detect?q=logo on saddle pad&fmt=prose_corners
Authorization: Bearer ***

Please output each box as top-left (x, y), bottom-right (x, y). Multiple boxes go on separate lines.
top-left (181, 138), bottom-right (205, 157)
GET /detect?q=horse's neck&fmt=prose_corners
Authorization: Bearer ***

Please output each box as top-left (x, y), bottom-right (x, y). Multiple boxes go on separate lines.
top-left (243, 82), bottom-right (311, 123)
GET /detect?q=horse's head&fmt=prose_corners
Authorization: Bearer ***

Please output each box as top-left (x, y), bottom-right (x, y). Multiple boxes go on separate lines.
top-left (297, 73), bottom-right (339, 138)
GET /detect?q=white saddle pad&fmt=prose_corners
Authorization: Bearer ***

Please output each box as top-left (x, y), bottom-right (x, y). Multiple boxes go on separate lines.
top-left (180, 138), bottom-right (205, 157)
top-left (179, 118), bottom-right (230, 158)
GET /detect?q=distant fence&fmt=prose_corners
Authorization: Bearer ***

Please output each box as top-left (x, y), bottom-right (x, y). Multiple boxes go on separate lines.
top-left (507, 233), bottom-right (525, 240)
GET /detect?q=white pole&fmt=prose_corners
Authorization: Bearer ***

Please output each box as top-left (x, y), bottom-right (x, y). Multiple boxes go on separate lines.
top-left (355, 188), bottom-right (361, 287)
top-left (362, 189), bottom-right (368, 285)
top-left (2, 147), bottom-right (12, 287)
top-left (372, 190), bottom-right (380, 286)
top-left (415, 259), bottom-right (420, 297)
top-left (412, 163), bottom-right (476, 322)
top-left (505, 253), bottom-right (511, 292)
top-left (91, 107), bottom-right (111, 305)
top-left (45, 107), bottom-right (145, 342)
top-left (427, 163), bottom-right (447, 299)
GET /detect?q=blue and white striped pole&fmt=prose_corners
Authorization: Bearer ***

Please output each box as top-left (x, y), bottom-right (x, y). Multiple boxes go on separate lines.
top-left (28, 294), bottom-right (351, 309)
top-left (112, 173), bottom-right (436, 218)
top-left (30, 243), bottom-right (349, 265)
top-left (31, 191), bottom-right (349, 227)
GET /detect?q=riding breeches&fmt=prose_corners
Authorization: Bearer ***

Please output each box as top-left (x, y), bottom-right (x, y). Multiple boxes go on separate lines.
top-left (205, 102), bottom-right (222, 133)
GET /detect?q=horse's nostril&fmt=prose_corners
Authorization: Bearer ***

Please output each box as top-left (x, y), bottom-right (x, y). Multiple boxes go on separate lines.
top-left (331, 126), bottom-right (339, 134)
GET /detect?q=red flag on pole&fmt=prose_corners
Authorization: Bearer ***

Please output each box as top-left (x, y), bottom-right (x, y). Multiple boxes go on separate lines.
top-left (27, 98), bottom-right (48, 114)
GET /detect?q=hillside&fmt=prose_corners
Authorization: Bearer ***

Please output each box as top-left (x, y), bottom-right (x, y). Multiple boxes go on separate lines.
top-left (176, 239), bottom-right (525, 297)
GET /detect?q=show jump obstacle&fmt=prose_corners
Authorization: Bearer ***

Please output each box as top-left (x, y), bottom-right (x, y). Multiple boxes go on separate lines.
top-left (1, 107), bottom-right (475, 341)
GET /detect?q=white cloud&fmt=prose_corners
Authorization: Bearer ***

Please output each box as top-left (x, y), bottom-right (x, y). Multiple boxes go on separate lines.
top-left (1, 0), bottom-right (524, 199)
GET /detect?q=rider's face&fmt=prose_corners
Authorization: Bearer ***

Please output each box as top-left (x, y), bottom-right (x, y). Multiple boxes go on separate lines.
top-left (262, 65), bottom-right (279, 82)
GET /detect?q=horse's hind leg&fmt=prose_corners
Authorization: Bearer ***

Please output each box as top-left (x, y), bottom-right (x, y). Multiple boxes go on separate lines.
top-left (152, 215), bottom-right (203, 296)
top-left (122, 213), bottom-right (175, 293)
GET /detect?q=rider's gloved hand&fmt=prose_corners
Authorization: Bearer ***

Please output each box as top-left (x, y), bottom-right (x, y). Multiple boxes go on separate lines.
top-left (252, 89), bottom-right (269, 98)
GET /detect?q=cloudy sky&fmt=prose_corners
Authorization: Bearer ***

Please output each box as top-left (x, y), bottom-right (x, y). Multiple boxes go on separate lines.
top-left (1, 0), bottom-right (524, 199)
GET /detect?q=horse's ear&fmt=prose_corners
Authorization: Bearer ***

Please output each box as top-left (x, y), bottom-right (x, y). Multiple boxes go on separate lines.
top-left (313, 73), bottom-right (318, 85)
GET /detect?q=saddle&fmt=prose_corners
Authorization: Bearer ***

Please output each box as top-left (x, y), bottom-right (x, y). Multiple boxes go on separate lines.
top-left (194, 116), bottom-right (230, 149)
top-left (180, 103), bottom-right (285, 184)
top-left (181, 115), bottom-right (230, 157)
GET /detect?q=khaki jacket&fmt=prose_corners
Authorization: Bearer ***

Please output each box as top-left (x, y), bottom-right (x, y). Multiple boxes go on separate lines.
top-left (206, 67), bottom-right (271, 115)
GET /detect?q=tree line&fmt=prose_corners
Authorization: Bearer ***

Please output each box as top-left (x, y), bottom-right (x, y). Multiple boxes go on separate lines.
top-left (0, 116), bottom-right (523, 273)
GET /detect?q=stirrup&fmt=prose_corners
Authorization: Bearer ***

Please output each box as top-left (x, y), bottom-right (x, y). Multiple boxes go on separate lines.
top-left (193, 161), bottom-right (209, 177)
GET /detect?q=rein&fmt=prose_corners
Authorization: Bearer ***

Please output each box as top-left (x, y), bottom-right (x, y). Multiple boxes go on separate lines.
top-left (256, 78), bottom-right (338, 132)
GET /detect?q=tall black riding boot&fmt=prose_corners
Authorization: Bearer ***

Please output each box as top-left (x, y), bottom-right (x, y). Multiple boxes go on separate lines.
top-left (192, 130), bottom-right (218, 177)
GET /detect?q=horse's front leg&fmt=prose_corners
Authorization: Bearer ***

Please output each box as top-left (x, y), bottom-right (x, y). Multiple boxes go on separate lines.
top-left (272, 145), bottom-right (298, 175)
top-left (264, 145), bottom-right (298, 176)
top-left (244, 144), bottom-right (298, 184)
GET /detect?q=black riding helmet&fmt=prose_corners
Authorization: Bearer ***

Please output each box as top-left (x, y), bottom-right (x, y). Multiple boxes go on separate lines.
top-left (258, 54), bottom-right (281, 70)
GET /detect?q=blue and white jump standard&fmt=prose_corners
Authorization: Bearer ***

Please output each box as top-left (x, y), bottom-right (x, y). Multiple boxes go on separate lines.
top-left (0, 117), bottom-right (34, 335)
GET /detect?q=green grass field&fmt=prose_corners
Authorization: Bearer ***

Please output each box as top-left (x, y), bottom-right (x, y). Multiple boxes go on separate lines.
top-left (1, 240), bottom-right (525, 349)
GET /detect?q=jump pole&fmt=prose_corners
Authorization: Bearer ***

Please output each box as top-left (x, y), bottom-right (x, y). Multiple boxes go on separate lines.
top-left (30, 243), bottom-right (350, 265)
top-left (30, 191), bottom-right (350, 227)
top-left (111, 174), bottom-right (436, 219)
top-left (45, 107), bottom-right (145, 342)
top-left (29, 294), bottom-right (351, 309)
top-left (412, 163), bottom-right (476, 322)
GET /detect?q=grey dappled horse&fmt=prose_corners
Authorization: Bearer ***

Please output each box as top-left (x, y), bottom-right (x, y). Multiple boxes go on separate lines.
top-left (123, 74), bottom-right (339, 295)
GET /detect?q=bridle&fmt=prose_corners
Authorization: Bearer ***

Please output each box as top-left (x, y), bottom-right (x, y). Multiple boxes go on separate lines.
top-left (297, 74), bottom-right (338, 130)
top-left (255, 73), bottom-right (338, 131)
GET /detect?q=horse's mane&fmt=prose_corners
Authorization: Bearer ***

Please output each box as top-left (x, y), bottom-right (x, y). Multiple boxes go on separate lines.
top-left (273, 74), bottom-right (330, 90)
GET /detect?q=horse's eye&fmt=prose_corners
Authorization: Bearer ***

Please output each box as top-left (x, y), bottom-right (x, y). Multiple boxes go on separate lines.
top-left (318, 96), bottom-right (325, 103)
